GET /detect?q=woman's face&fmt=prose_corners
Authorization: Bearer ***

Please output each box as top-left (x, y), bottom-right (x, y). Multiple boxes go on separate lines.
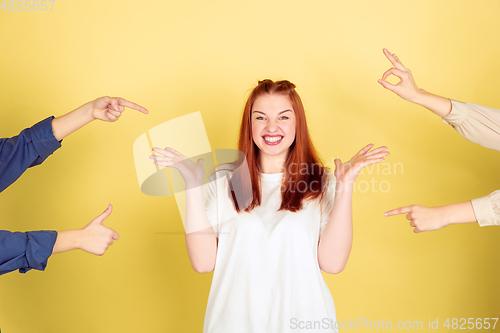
top-left (251, 93), bottom-right (296, 161)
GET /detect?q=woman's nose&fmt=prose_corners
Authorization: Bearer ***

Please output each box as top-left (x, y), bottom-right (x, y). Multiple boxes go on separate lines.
top-left (266, 120), bottom-right (279, 132)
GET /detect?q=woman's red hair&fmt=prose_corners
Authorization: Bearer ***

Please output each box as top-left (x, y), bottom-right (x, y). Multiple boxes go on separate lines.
top-left (228, 79), bottom-right (331, 213)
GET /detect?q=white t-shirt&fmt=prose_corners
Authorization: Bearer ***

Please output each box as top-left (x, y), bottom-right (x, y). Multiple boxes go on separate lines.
top-left (203, 164), bottom-right (338, 333)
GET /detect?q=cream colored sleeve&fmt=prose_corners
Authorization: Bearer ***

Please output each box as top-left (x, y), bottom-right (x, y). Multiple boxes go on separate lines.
top-left (442, 100), bottom-right (500, 227)
top-left (471, 191), bottom-right (500, 227)
top-left (441, 100), bottom-right (500, 151)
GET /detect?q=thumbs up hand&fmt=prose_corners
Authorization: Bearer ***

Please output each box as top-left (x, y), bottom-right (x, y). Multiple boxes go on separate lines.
top-left (79, 204), bottom-right (120, 256)
top-left (52, 204), bottom-right (120, 255)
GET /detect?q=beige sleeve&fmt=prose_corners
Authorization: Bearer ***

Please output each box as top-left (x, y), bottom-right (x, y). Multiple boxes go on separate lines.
top-left (441, 100), bottom-right (500, 152)
top-left (471, 190), bottom-right (500, 227)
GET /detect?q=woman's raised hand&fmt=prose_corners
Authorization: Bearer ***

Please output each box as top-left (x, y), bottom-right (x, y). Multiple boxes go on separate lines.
top-left (150, 147), bottom-right (205, 186)
top-left (90, 96), bottom-right (149, 122)
top-left (334, 144), bottom-right (389, 186)
top-left (378, 48), bottom-right (422, 103)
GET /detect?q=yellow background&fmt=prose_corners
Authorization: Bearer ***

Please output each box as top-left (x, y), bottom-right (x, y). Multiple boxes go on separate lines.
top-left (1, 0), bottom-right (499, 332)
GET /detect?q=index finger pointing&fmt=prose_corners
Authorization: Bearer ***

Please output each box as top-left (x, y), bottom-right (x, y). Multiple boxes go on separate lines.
top-left (385, 206), bottom-right (412, 216)
top-left (116, 97), bottom-right (149, 114)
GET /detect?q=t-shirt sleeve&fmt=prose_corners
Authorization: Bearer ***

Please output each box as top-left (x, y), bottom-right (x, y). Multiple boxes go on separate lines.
top-left (319, 169), bottom-right (337, 237)
top-left (204, 165), bottom-right (236, 238)
top-left (0, 230), bottom-right (57, 276)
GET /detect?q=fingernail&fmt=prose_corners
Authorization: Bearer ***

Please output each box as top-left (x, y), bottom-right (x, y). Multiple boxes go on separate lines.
top-left (384, 212), bottom-right (388, 216)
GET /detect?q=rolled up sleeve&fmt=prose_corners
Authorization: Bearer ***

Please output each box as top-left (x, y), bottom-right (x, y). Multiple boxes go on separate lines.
top-left (471, 191), bottom-right (500, 227)
top-left (0, 230), bottom-right (57, 275)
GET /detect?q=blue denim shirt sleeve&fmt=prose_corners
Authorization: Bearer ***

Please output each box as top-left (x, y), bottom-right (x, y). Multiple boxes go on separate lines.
top-left (0, 117), bottom-right (62, 275)
top-left (0, 230), bottom-right (58, 275)
top-left (0, 116), bottom-right (62, 193)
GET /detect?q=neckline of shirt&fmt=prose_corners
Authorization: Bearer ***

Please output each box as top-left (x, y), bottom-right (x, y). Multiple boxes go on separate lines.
top-left (259, 171), bottom-right (284, 181)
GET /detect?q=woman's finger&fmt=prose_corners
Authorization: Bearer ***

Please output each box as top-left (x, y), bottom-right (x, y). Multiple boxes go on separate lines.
top-left (105, 112), bottom-right (118, 122)
top-left (378, 79), bottom-right (397, 92)
top-left (152, 147), bottom-right (176, 158)
top-left (149, 155), bottom-right (172, 162)
top-left (356, 144), bottom-right (374, 156)
top-left (154, 160), bottom-right (173, 167)
top-left (165, 147), bottom-right (182, 156)
top-left (393, 53), bottom-right (403, 65)
top-left (106, 109), bottom-right (122, 118)
top-left (358, 156), bottom-right (385, 166)
top-left (116, 97), bottom-right (149, 114)
top-left (113, 104), bottom-right (124, 112)
top-left (381, 67), bottom-right (406, 81)
top-left (365, 146), bottom-right (388, 156)
top-left (385, 206), bottom-right (412, 216)
top-left (366, 151), bottom-right (390, 159)
top-left (383, 48), bottom-right (406, 71)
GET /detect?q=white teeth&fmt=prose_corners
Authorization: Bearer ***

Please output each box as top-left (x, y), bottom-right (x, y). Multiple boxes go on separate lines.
top-left (264, 136), bottom-right (283, 142)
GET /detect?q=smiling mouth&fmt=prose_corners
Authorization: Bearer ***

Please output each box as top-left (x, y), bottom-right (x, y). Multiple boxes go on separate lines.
top-left (263, 136), bottom-right (284, 144)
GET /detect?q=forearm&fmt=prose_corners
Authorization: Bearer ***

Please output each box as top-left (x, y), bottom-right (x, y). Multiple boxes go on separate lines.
top-left (317, 183), bottom-right (353, 274)
top-left (440, 200), bottom-right (477, 226)
top-left (412, 89), bottom-right (452, 118)
top-left (184, 184), bottom-right (217, 273)
top-left (51, 102), bottom-right (94, 141)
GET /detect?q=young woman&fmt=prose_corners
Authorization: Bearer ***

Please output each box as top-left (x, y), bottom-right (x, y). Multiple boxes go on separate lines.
top-left (151, 80), bottom-right (389, 332)
top-left (379, 48), bottom-right (500, 231)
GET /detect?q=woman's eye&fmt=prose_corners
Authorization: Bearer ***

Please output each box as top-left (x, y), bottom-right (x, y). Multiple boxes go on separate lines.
top-left (279, 116), bottom-right (289, 120)
top-left (256, 116), bottom-right (265, 120)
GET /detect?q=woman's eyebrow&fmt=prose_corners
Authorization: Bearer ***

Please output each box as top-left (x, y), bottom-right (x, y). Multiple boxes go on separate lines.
top-left (252, 109), bottom-right (293, 115)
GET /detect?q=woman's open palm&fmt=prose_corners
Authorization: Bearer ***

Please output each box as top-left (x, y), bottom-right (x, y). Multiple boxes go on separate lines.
top-left (150, 147), bottom-right (205, 187)
top-left (334, 144), bottom-right (389, 185)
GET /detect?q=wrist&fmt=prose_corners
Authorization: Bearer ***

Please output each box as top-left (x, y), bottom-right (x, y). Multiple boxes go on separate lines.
top-left (335, 179), bottom-right (354, 195)
top-left (73, 228), bottom-right (84, 251)
top-left (52, 229), bottom-right (81, 254)
top-left (410, 88), bottom-right (427, 105)
top-left (81, 101), bottom-right (96, 122)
